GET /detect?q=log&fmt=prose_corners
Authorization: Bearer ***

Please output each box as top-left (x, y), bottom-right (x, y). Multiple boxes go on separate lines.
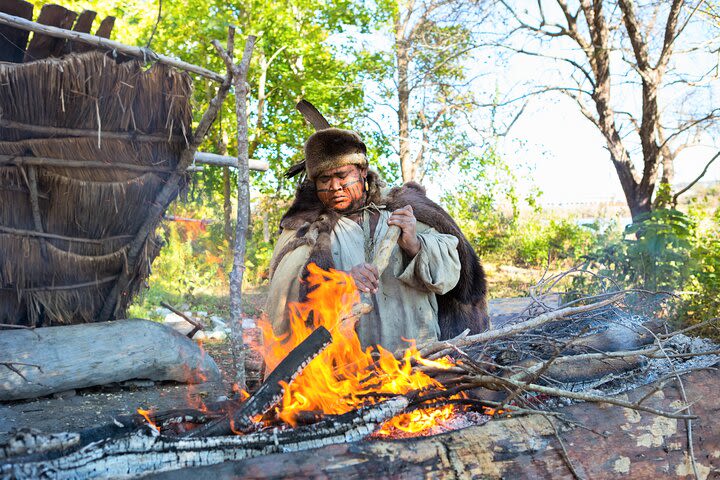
top-left (0, 319), bottom-right (221, 401)
top-left (191, 325), bottom-right (333, 437)
top-left (147, 369), bottom-right (720, 479)
top-left (1, 397), bottom-right (410, 479)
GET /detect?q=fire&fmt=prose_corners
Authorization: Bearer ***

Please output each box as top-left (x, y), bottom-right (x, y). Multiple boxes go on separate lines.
top-left (137, 408), bottom-right (160, 433)
top-left (258, 263), bottom-right (458, 434)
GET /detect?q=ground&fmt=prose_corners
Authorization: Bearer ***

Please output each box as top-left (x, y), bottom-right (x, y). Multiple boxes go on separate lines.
top-left (0, 264), bottom-right (545, 442)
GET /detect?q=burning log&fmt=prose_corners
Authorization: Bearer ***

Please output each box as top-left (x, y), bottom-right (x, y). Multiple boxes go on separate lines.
top-left (0, 319), bottom-right (220, 401)
top-left (187, 325), bottom-right (334, 437)
top-left (1, 397), bottom-right (409, 479)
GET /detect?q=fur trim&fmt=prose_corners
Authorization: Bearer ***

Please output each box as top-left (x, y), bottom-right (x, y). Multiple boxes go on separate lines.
top-left (304, 128), bottom-right (368, 180)
top-left (275, 171), bottom-right (490, 338)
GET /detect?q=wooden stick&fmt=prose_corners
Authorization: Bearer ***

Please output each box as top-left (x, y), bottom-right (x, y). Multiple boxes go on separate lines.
top-left (372, 225), bottom-right (401, 274)
top-left (0, 225), bottom-right (131, 244)
top-left (0, 119), bottom-right (180, 143)
top-left (414, 293), bottom-right (625, 359)
top-left (159, 301), bottom-right (204, 338)
top-left (467, 374), bottom-right (697, 420)
top-left (0, 12), bottom-right (223, 83)
top-left (193, 151), bottom-right (268, 171)
top-left (26, 165), bottom-right (47, 258)
top-left (0, 155), bottom-right (174, 173)
top-left (0, 153), bottom-right (267, 173)
top-left (0, 276), bottom-right (118, 292)
top-left (341, 225), bottom-right (401, 326)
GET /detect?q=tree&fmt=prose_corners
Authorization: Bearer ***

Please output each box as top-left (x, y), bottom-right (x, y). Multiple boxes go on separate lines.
top-left (496, 0), bottom-right (720, 220)
top-left (371, 0), bottom-right (491, 182)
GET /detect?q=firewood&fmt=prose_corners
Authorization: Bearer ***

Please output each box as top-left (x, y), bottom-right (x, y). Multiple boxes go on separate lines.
top-left (145, 369), bottom-right (720, 479)
top-left (1, 397), bottom-right (409, 479)
top-left (186, 326), bottom-right (334, 437)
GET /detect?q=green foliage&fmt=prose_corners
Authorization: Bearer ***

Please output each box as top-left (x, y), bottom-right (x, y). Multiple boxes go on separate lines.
top-left (584, 209), bottom-right (696, 291)
top-left (510, 219), bottom-right (613, 267)
top-left (569, 206), bottom-right (720, 334)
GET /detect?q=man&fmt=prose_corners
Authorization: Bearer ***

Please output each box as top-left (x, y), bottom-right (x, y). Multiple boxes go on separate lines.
top-left (266, 117), bottom-right (489, 352)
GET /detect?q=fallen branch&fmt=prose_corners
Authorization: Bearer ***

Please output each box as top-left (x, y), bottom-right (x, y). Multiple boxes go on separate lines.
top-left (465, 374), bottom-right (697, 420)
top-left (409, 294), bottom-right (625, 361)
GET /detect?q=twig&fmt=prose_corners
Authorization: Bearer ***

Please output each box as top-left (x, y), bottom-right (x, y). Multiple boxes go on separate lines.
top-left (465, 374), bottom-right (697, 420)
top-left (658, 317), bottom-right (720, 339)
top-left (672, 150), bottom-right (720, 205)
top-left (547, 416), bottom-right (585, 480)
top-left (1, 362), bottom-right (42, 382)
top-left (145, 0), bottom-right (162, 49)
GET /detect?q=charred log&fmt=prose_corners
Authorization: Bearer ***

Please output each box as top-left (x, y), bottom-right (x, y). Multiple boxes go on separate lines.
top-left (1, 397), bottom-right (409, 480)
top-left (187, 325), bottom-right (334, 437)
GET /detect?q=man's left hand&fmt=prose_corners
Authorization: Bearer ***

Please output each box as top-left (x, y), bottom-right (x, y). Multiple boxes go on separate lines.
top-left (388, 205), bottom-right (421, 257)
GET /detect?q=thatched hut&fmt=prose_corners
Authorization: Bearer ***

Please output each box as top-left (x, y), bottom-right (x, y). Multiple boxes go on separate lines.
top-left (0, 3), bottom-right (194, 327)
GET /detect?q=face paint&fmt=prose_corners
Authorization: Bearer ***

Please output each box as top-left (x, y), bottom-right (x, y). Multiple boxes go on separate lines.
top-left (316, 176), bottom-right (366, 212)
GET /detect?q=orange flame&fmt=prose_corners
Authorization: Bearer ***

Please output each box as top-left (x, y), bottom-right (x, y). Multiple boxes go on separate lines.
top-left (257, 263), bottom-right (457, 434)
top-left (137, 408), bottom-right (160, 433)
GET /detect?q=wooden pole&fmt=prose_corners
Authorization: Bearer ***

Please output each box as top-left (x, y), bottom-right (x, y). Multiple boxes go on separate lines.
top-left (0, 11), bottom-right (223, 83)
top-left (0, 153), bottom-right (268, 172)
top-left (213, 30), bottom-right (257, 390)
top-left (0, 118), bottom-right (180, 142)
top-left (193, 152), bottom-right (268, 171)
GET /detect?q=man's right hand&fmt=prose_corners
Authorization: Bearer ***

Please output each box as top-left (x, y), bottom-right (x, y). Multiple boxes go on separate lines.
top-left (348, 263), bottom-right (379, 294)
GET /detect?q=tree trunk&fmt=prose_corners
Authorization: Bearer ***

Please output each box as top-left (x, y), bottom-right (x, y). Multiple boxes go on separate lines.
top-left (213, 131), bottom-right (233, 244)
top-left (395, 10), bottom-right (414, 183)
top-left (0, 319), bottom-right (221, 401)
top-left (228, 36), bottom-right (257, 390)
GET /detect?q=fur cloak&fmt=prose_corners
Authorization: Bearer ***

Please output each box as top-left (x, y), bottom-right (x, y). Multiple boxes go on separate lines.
top-left (272, 171), bottom-right (490, 339)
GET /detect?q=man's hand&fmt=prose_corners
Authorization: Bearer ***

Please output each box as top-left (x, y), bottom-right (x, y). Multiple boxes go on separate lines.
top-left (388, 205), bottom-right (421, 257)
top-left (348, 263), bottom-right (379, 294)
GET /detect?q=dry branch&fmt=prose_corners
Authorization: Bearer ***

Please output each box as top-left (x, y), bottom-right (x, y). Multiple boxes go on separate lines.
top-left (412, 293), bottom-right (625, 359)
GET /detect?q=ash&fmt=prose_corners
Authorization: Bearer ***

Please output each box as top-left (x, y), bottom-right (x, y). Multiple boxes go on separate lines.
top-left (594, 333), bottom-right (720, 397)
top-left (528, 307), bottom-right (720, 408)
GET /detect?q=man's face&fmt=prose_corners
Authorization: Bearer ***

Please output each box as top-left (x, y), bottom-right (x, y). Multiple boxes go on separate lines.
top-left (315, 164), bottom-right (367, 212)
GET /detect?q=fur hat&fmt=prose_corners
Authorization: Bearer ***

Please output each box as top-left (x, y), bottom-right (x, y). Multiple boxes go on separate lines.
top-left (304, 128), bottom-right (367, 180)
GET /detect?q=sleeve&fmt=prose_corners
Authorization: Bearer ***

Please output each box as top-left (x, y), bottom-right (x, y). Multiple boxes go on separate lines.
top-left (394, 224), bottom-right (461, 295)
top-left (264, 229), bottom-right (310, 335)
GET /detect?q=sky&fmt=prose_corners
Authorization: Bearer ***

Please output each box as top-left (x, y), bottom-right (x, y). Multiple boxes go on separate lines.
top-left (353, 1), bottom-right (720, 209)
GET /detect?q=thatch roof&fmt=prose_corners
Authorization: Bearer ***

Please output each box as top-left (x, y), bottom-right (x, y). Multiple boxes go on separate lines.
top-left (0, 50), bottom-right (193, 326)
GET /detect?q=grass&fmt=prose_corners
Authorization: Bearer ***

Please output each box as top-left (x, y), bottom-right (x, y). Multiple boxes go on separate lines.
top-left (127, 283), bottom-right (269, 322)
